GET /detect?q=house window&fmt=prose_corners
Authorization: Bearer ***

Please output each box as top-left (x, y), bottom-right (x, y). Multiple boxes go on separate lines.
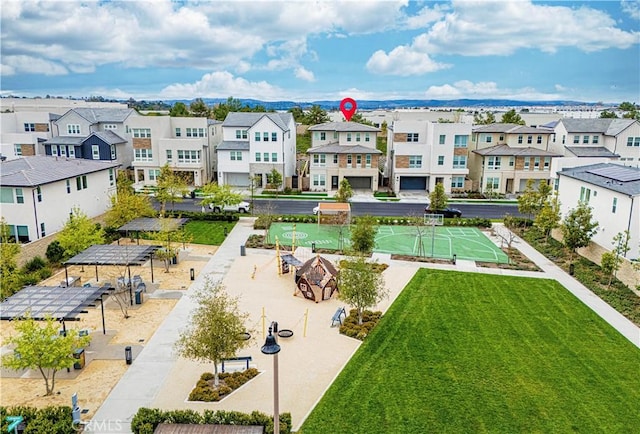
top-left (312, 174), bottom-right (326, 187)
top-left (134, 149), bottom-right (153, 162)
top-left (543, 157), bottom-right (550, 170)
top-left (573, 135), bottom-right (580, 144)
top-left (509, 157), bottom-right (515, 167)
top-left (15, 188), bottom-right (24, 204)
top-left (230, 151), bottom-right (242, 161)
top-left (314, 132), bottom-right (319, 140)
top-left (451, 176), bottom-right (465, 188)
top-left (271, 153), bottom-right (277, 162)
top-left (255, 132), bottom-right (261, 141)
top-left (583, 135), bottom-right (589, 144)
top-left (166, 150), bottom-right (173, 162)
top-left (485, 177), bottom-right (499, 190)
top-left (14, 144), bottom-right (22, 156)
top-left (356, 133), bottom-right (361, 142)
top-left (518, 135), bottom-right (523, 144)
top-left (524, 157), bottom-right (530, 170)
top-left (454, 135), bottom-right (467, 148)
top-left (132, 128), bottom-right (151, 138)
top-left (40, 223), bottom-right (46, 237)
top-left (333, 154), bottom-right (338, 164)
top-left (148, 169), bottom-right (161, 181)
top-left (67, 124), bottom-right (81, 135)
top-left (612, 197), bottom-right (617, 214)
top-left (453, 155), bottom-right (467, 168)
top-left (263, 132), bottom-right (269, 141)
top-left (104, 124), bottom-right (117, 130)
top-left (313, 154), bottom-right (326, 166)
top-left (272, 132), bottom-right (277, 142)
top-left (580, 186), bottom-right (591, 203)
top-left (263, 153), bottom-right (269, 162)
top-left (333, 131), bottom-right (338, 139)
top-left (366, 154), bottom-right (371, 168)
top-left (24, 123), bottom-right (35, 132)
top-left (537, 135), bottom-right (542, 144)
top-left (409, 155), bottom-right (422, 168)
top-left (627, 137), bottom-right (640, 146)
top-left (562, 135), bottom-right (566, 144)
top-left (527, 135), bottom-right (532, 144)
top-left (51, 145), bottom-right (59, 156)
top-left (320, 132), bottom-right (326, 140)
top-left (592, 135), bottom-right (599, 144)
top-left (175, 128), bottom-right (181, 137)
top-left (92, 145), bottom-right (100, 160)
top-left (439, 134), bottom-right (446, 145)
top-left (347, 154), bottom-right (352, 165)
top-left (534, 157), bottom-right (540, 171)
top-left (178, 150), bottom-right (201, 163)
top-left (365, 133), bottom-right (371, 142)
top-left (347, 133), bottom-right (352, 142)
top-left (255, 152), bottom-right (261, 162)
top-left (109, 169), bottom-right (115, 186)
top-left (69, 147), bottom-right (75, 157)
top-left (76, 175), bottom-right (87, 190)
top-left (484, 134), bottom-right (492, 143)
top-left (437, 156), bottom-right (445, 166)
top-left (356, 155), bottom-right (362, 167)
top-left (66, 180), bottom-right (71, 194)
top-left (407, 133), bottom-right (419, 142)
top-left (487, 156), bottom-right (501, 170)
top-left (236, 130), bottom-right (243, 139)
top-left (36, 186), bottom-right (42, 202)
top-left (499, 135), bottom-right (505, 142)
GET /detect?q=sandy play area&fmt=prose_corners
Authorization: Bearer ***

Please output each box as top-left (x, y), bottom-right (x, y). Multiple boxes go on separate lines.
top-left (0, 242), bottom-right (217, 418)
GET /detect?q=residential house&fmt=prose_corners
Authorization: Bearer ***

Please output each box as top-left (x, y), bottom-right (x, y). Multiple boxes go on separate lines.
top-left (44, 108), bottom-right (139, 168)
top-left (469, 124), bottom-right (559, 194)
top-left (0, 156), bottom-right (120, 243)
top-left (217, 112), bottom-right (296, 188)
top-left (307, 122), bottom-right (381, 191)
top-left (128, 116), bottom-right (221, 189)
top-left (0, 111), bottom-right (53, 160)
top-left (387, 120), bottom-right (471, 194)
top-left (556, 163), bottom-right (640, 260)
top-left (545, 118), bottom-right (639, 168)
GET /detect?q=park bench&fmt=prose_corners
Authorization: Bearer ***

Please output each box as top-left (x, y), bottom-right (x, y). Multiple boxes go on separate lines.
top-left (221, 356), bottom-right (252, 373)
top-left (331, 307), bottom-right (346, 327)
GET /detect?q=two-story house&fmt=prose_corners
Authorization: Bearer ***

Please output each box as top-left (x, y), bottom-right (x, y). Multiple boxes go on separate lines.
top-left (0, 111), bottom-right (53, 160)
top-left (128, 116), bottom-right (221, 189)
top-left (546, 118), bottom-right (639, 167)
top-left (469, 124), bottom-right (560, 194)
top-left (307, 122), bottom-right (381, 191)
top-left (387, 121), bottom-right (471, 194)
top-left (217, 112), bottom-right (296, 188)
top-left (556, 163), bottom-right (639, 260)
top-left (43, 108), bottom-right (139, 169)
top-left (0, 156), bottom-right (120, 242)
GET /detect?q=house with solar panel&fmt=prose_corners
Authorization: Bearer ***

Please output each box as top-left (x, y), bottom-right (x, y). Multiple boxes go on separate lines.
top-left (556, 163), bottom-right (640, 260)
top-left (0, 156), bottom-right (119, 243)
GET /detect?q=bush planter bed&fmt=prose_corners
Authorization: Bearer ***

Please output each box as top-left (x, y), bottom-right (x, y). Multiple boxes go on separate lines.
top-left (188, 368), bottom-right (259, 402)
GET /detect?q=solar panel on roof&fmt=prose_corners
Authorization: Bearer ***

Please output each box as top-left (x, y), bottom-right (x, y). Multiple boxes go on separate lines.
top-left (586, 166), bottom-right (640, 182)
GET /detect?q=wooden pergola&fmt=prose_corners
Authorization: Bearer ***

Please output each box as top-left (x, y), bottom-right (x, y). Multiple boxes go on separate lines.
top-left (316, 202), bottom-right (351, 227)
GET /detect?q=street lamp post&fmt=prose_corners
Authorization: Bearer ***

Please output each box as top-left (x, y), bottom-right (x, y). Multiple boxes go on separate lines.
top-left (261, 326), bottom-right (281, 434)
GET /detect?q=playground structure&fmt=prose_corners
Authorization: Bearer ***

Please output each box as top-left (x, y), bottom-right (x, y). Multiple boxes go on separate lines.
top-left (294, 255), bottom-right (339, 303)
top-left (316, 202), bottom-right (351, 226)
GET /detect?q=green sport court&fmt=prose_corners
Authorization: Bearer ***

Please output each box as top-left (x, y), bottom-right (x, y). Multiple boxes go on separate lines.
top-left (268, 223), bottom-right (509, 263)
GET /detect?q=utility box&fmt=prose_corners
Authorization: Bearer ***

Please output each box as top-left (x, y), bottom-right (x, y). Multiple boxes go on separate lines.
top-left (135, 289), bottom-right (143, 305)
top-left (73, 348), bottom-right (85, 370)
top-left (125, 346), bottom-right (132, 365)
top-left (240, 245), bottom-right (246, 256)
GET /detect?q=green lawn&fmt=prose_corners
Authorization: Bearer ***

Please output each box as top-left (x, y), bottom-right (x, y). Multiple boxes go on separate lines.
top-left (300, 270), bottom-right (640, 433)
top-left (183, 220), bottom-right (236, 245)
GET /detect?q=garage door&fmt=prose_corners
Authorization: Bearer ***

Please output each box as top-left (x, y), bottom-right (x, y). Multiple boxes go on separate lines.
top-left (226, 172), bottom-right (250, 187)
top-left (345, 176), bottom-right (372, 189)
top-left (399, 176), bottom-right (427, 190)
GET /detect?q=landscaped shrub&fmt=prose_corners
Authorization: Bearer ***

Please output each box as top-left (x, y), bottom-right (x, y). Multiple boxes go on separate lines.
top-left (339, 309), bottom-right (382, 340)
top-left (0, 406), bottom-right (74, 434)
top-left (23, 256), bottom-right (46, 273)
top-left (164, 211), bottom-right (240, 221)
top-left (188, 368), bottom-right (259, 402)
top-left (45, 240), bottom-right (65, 264)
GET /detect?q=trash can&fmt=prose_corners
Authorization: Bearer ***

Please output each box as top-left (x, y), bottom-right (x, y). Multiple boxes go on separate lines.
top-left (135, 288), bottom-right (143, 305)
top-left (240, 245), bottom-right (246, 256)
top-left (73, 348), bottom-right (85, 370)
top-left (569, 263), bottom-right (575, 276)
top-left (312, 242), bottom-right (316, 253)
top-left (125, 346), bottom-right (132, 365)
top-left (190, 268), bottom-right (195, 281)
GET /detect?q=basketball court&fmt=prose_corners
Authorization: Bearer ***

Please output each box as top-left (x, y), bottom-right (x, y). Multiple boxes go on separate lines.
top-left (268, 222), bottom-right (509, 264)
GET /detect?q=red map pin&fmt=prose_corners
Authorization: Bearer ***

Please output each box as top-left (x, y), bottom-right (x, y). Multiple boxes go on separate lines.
top-left (340, 97), bottom-right (357, 121)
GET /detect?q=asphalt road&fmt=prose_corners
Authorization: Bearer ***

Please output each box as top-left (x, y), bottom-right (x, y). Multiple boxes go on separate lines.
top-left (161, 198), bottom-right (523, 219)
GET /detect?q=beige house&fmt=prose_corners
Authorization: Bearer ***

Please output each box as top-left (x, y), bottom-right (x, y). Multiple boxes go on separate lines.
top-left (307, 122), bottom-right (381, 191)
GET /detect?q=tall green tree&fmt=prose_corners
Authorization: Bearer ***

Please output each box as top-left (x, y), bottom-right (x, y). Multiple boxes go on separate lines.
top-left (174, 281), bottom-right (251, 387)
top-left (116, 170), bottom-right (134, 196)
top-left (473, 111), bottom-right (496, 125)
top-left (189, 98), bottom-right (210, 117)
top-left (338, 257), bottom-right (387, 325)
top-left (599, 110), bottom-right (618, 119)
top-left (0, 218), bottom-right (22, 299)
top-left (349, 113), bottom-right (374, 126)
top-left (57, 207), bottom-right (105, 258)
top-left (517, 179), bottom-right (539, 219)
top-left (104, 191), bottom-right (156, 229)
top-left (335, 178), bottom-right (353, 203)
top-left (350, 216), bottom-right (377, 255)
top-left (619, 101), bottom-right (640, 120)
top-left (429, 182), bottom-right (448, 210)
top-left (560, 201), bottom-right (599, 260)
top-left (288, 106), bottom-right (305, 123)
top-left (304, 105), bottom-right (330, 125)
top-left (200, 183), bottom-right (242, 210)
top-left (156, 164), bottom-right (189, 216)
top-left (500, 109), bottom-right (526, 125)
top-left (1, 316), bottom-right (91, 395)
top-left (534, 193), bottom-right (561, 241)
top-left (212, 97), bottom-right (244, 121)
top-left (169, 102), bottom-right (191, 117)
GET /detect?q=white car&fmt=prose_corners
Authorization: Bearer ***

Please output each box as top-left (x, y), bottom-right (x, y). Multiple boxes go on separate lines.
top-left (209, 201), bottom-right (251, 213)
top-left (313, 205), bottom-right (319, 215)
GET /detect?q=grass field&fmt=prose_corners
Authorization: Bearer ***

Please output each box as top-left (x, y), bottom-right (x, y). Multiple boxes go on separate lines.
top-left (299, 270), bottom-right (640, 433)
top-left (183, 220), bottom-right (236, 245)
top-left (268, 223), bottom-right (509, 263)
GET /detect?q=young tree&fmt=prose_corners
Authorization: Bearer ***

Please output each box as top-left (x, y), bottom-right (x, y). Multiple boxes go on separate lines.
top-left (116, 170), bottom-right (134, 196)
top-left (174, 281), bottom-right (251, 387)
top-left (1, 316), bottom-right (90, 395)
top-left (156, 164), bottom-right (189, 216)
top-left (610, 230), bottom-right (631, 280)
top-left (304, 105), bottom-right (330, 125)
top-left (338, 257), bottom-right (387, 325)
top-left (200, 183), bottom-right (243, 211)
top-left (266, 168), bottom-right (283, 191)
top-left (429, 182), bottom-right (448, 210)
top-left (350, 216), bottom-right (377, 255)
top-left (560, 201), bottom-right (599, 260)
top-left (335, 178), bottom-right (353, 203)
top-left (473, 111), bottom-right (496, 125)
top-left (500, 109), bottom-right (526, 125)
top-left (169, 102), bottom-right (191, 117)
top-left (104, 190), bottom-right (156, 229)
top-left (408, 213), bottom-right (427, 257)
top-left (148, 217), bottom-right (183, 272)
top-left (600, 251), bottom-right (617, 287)
top-left (517, 179), bottom-right (538, 220)
top-left (57, 207), bottom-right (105, 259)
top-left (534, 193), bottom-right (561, 241)
top-left (0, 218), bottom-right (22, 299)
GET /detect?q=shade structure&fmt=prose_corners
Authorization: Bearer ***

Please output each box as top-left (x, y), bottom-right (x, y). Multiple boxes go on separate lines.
top-left (64, 244), bottom-right (161, 266)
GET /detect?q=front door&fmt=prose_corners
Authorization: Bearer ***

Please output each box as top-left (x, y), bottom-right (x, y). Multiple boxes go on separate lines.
top-left (332, 176), bottom-right (339, 189)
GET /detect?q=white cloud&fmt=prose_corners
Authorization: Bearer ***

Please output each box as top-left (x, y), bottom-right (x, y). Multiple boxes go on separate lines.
top-left (424, 80), bottom-right (561, 101)
top-left (1, 55), bottom-right (68, 76)
top-left (159, 71), bottom-right (283, 100)
top-left (295, 67), bottom-right (316, 82)
top-left (367, 46), bottom-right (450, 75)
top-left (404, 4), bottom-right (448, 29)
top-left (622, 0), bottom-right (640, 20)
top-left (554, 84), bottom-right (568, 92)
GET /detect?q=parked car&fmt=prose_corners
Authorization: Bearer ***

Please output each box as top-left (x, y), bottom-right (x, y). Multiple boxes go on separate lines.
top-left (313, 205), bottom-right (319, 215)
top-left (424, 207), bottom-right (462, 218)
top-left (209, 201), bottom-right (251, 213)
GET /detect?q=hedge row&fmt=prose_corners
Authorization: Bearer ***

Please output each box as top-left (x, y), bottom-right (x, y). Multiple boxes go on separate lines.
top-left (0, 406), bottom-right (74, 434)
top-left (131, 408), bottom-right (292, 434)
top-left (164, 211), bottom-right (240, 221)
top-left (253, 215), bottom-right (492, 229)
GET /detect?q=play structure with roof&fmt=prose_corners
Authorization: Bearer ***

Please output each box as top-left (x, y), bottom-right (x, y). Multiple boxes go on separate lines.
top-left (294, 255), bottom-right (339, 303)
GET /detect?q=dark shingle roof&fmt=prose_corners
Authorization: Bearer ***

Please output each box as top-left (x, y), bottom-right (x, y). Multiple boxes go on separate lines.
top-left (472, 123), bottom-right (552, 134)
top-left (558, 163), bottom-right (640, 196)
top-left (91, 130), bottom-right (127, 144)
top-left (559, 118), bottom-right (637, 135)
top-left (472, 144), bottom-right (561, 157)
top-left (216, 141), bottom-right (250, 151)
top-left (565, 146), bottom-right (620, 158)
top-left (221, 112), bottom-right (292, 131)
top-left (68, 108), bottom-right (135, 124)
top-left (43, 136), bottom-right (85, 145)
top-left (1, 156), bottom-right (120, 187)
top-left (307, 143), bottom-right (382, 154)
top-left (308, 122), bottom-right (380, 133)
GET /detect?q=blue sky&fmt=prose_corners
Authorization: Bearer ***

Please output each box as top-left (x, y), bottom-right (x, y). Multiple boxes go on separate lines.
top-left (1, 0), bottom-right (639, 103)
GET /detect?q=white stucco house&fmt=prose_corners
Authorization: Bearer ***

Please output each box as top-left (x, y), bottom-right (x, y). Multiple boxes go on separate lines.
top-left (0, 156), bottom-right (120, 243)
top-left (387, 120), bottom-right (471, 194)
top-left (0, 111), bottom-right (53, 160)
top-left (556, 163), bottom-right (640, 260)
top-left (217, 112), bottom-right (296, 188)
